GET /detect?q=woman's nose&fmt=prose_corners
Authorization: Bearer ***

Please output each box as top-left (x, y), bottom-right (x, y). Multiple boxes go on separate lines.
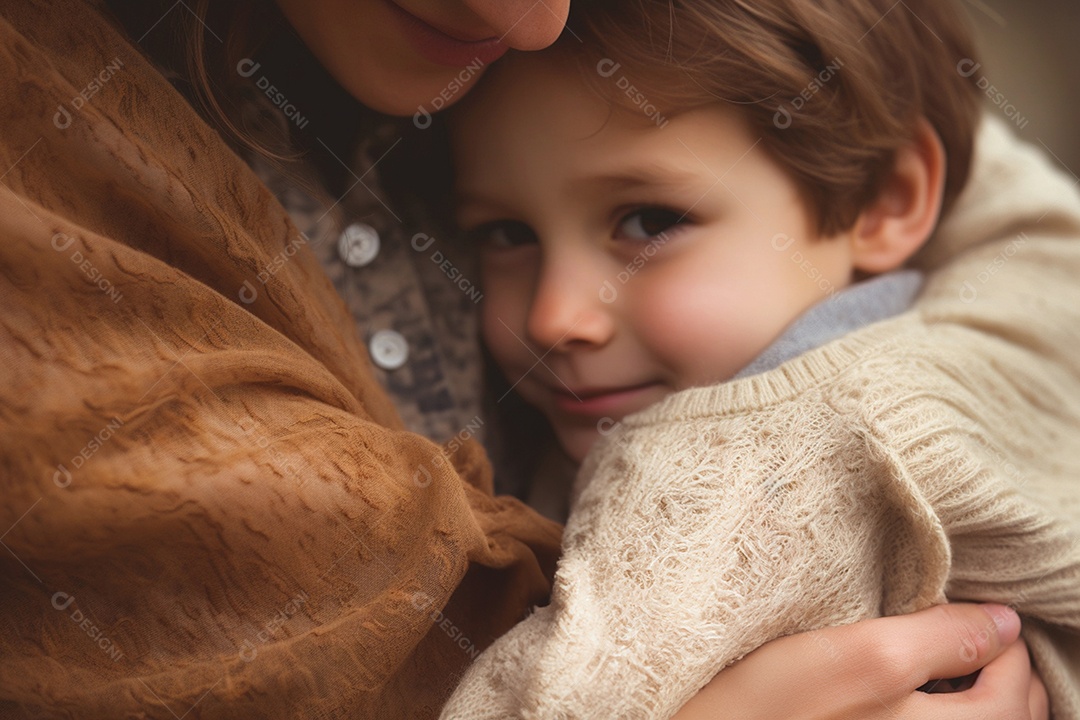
top-left (525, 258), bottom-right (615, 353)
top-left (461, 0), bottom-right (571, 51)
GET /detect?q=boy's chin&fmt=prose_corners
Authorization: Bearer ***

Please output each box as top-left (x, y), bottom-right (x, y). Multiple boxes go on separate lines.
top-left (554, 425), bottom-right (603, 465)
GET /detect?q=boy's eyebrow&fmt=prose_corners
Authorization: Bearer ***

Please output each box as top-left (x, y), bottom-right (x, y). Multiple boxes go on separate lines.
top-left (580, 166), bottom-right (704, 192)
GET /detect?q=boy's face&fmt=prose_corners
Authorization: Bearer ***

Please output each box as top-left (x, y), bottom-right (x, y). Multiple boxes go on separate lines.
top-left (452, 57), bottom-right (855, 462)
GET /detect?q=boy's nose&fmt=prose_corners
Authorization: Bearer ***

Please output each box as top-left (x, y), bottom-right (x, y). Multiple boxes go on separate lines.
top-left (525, 258), bottom-right (616, 353)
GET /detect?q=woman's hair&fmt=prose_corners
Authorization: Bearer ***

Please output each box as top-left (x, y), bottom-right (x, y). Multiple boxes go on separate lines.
top-left (557, 0), bottom-right (982, 235)
top-left (105, 0), bottom-right (288, 154)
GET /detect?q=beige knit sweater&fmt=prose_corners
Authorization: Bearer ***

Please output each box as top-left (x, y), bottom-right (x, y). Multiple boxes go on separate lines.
top-left (441, 115), bottom-right (1080, 718)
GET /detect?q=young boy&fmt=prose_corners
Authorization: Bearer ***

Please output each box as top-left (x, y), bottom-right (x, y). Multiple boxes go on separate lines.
top-left (441, 0), bottom-right (1080, 716)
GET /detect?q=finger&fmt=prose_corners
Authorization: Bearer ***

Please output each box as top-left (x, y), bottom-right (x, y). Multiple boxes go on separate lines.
top-left (677, 604), bottom-right (1025, 720)
top-left (903, 640), bottom-right (1031, 720)
top-left (966, 639), bottom-right (1032, 702)
top-left (1029, 666), bottom-right (1050, 720)
top-left (844, 603), bottom-right (1021, 691)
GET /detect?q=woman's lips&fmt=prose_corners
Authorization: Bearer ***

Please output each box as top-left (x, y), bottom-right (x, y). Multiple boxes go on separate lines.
top-left (386, 1), bottom-right (509, 67)
top-left (551, 382), bottom-right (663, 417)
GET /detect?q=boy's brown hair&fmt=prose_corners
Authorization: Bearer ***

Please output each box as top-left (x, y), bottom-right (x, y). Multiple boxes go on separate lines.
top-left (560, 0), bottom-right (981, 236)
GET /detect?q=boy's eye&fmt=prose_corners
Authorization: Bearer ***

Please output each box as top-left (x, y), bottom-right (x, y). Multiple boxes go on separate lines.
top-left (469, 220), bottom-right (538, 249)
top-left (615, 207), bottom-right (685, 241)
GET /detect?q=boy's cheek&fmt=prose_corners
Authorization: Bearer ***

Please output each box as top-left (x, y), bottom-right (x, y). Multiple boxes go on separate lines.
top-left (632, 278), bottom-right (733, 349)
top-left (632, 280), bottom-right (771, 383)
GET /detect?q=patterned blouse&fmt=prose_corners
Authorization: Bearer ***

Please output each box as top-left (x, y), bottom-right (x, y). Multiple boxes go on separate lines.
top-left (243, 90), bottom-right (484, 446)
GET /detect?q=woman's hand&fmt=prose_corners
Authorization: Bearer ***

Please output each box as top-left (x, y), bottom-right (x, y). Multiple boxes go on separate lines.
top-left (673, 603), bottom-right (1048, 720)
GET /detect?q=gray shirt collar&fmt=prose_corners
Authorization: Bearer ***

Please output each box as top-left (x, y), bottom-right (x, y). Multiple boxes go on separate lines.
top-left (734, 270), bottom-right (923, 379)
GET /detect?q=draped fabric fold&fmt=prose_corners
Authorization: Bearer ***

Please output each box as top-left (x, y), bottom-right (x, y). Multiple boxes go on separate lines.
top-left (0, 1), bottom-right (559, 717)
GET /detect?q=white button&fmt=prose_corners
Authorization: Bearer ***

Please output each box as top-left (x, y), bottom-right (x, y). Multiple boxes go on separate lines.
top-left (369, 329), bottom-right (409, 370)
top-left (337, 223), bottom-right (380, 267)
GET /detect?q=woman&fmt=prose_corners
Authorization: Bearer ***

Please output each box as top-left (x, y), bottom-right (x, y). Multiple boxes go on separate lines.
top-left (0, 0), bottom-right (1063, 717)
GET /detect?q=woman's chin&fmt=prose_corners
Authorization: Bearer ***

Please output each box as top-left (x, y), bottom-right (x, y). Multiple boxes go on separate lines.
top-left (275, 0), bottom-right (489, 119)
top-left (333, 60), bottom-right (488, 118)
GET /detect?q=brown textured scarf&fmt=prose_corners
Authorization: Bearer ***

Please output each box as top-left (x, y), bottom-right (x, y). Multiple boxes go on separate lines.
top-left (0, 0), bottom-right (559, 716)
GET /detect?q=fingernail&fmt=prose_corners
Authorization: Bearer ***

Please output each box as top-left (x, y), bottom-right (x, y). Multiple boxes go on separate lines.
top-left (981, 603), bottom-right (1020, 642)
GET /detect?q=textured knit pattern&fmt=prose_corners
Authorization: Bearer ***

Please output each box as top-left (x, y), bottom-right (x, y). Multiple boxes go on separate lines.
top-left (441, 115), bottom-right (1080, 719)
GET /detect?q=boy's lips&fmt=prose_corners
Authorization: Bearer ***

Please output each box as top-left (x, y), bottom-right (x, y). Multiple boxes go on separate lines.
top-left (550, 382), bottom-right (663, 417)
top-left (386, 1), bottom-right (509, 67)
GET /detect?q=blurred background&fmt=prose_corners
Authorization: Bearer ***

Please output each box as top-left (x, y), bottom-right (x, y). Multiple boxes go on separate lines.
top-left (967, 0), bottom-right (1080, 176)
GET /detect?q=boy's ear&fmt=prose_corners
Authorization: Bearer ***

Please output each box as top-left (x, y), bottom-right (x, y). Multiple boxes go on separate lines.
top-left (848, 118), bottom-right (946, 274)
